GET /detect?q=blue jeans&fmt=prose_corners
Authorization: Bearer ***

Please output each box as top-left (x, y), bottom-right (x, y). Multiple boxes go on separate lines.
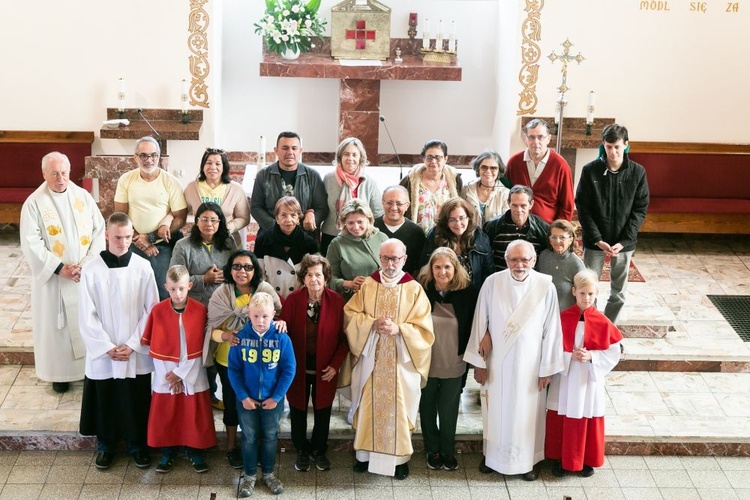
top-left (132, 238), bottom-right (176, 301)
top-left (237, 399), bottom-right (284, 476)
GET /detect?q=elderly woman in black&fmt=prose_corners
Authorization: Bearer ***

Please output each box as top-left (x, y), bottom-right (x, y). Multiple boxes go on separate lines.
top-left (417, 247), bottom-right (478, 471)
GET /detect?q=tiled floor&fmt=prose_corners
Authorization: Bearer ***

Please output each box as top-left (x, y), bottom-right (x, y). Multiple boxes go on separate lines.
top-left (2, 227), bottom-right (750, 497)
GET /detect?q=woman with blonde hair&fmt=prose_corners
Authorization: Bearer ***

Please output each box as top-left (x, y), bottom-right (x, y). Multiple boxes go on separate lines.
top-left (417, 247), bottom-right (478, 471)
top-left (326, 199), bottom-right (388, 297)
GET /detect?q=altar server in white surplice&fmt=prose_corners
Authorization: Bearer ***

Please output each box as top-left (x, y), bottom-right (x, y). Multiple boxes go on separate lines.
top-left (463, 239), bottom-right (563, 481)
top-left (78, 213), bottom-right (159, 469)
top-left (20, 152), bottom-right (105, 394)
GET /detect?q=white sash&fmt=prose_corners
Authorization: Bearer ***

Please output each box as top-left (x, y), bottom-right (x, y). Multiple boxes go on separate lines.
top-left (497, 273), bottom-right (552, 361)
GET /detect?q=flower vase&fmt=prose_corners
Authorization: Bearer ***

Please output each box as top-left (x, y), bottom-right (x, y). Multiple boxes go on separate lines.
top-left (281, 46), bottom-right (300, 60)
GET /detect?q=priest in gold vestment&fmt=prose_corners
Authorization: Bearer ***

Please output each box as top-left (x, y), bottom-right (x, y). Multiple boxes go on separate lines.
top-left (343, 239), bottom-right (434, 480)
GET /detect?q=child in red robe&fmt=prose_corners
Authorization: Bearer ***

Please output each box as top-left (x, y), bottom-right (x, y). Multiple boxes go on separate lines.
top-left (545, 268), bottom-right (622, 477)
top-left (141, 265), bottom-right (217, 473)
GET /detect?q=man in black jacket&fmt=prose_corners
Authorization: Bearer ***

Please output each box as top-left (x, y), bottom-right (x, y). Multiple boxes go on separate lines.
top-left (576, 124), bottom-right (649, 323)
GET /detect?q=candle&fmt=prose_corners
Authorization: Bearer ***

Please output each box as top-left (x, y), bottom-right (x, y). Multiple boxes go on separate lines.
top-left (423, 18), bottom-right (430, 49)
top-left (117, 78), bottom-right (125, 112)
top-left (451, 21), bottom-right (456, 37)
top-left (258, 135), bottom-right (266, 171)
top-left (436, 20), bottom-right (443, 51)
top-left (586, 91), bottom-right (596, 124)
top-left (448, 22), bottom-right (456, 53)
top-left (181, 79), bottom-right (189, 114)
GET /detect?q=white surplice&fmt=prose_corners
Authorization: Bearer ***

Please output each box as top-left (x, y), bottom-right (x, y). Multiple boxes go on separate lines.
top-left (20, 183), bottom-right (105, 382)
top-left (547, 321), bottom-right (621, 419)
top-left (78, 254), bottom-right (158, 380)
top-left (151, 314), bottom-right (209, 395)
top-left (463, 270), bottom-right (563, 475)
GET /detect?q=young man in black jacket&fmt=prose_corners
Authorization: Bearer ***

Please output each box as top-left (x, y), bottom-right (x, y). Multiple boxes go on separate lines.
top-left (576, 124), bottom-right (649, 323)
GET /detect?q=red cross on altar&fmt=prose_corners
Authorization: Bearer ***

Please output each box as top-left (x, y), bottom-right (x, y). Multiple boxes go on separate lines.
top-left (345, 20), bottom-right (376, 50)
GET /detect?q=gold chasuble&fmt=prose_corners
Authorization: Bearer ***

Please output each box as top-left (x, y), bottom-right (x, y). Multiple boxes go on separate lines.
top-left (344, 271), bottom-right (434, 474)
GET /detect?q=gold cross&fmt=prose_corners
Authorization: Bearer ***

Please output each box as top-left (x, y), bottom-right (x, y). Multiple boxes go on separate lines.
top-left (548, 39), bottom-right (585, 94)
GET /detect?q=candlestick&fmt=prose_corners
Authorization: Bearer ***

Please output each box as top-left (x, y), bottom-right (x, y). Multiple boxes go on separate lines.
top-left (408, 12), bottom-right (418, 39)
top-left (117, 78), bottom-right (125, 119)
top-left (586, 90), bottom-right (596, 125)
top-left (258, 135), bottom-right (266, 172)
top-left (448, 35), bottom-right (456, 53)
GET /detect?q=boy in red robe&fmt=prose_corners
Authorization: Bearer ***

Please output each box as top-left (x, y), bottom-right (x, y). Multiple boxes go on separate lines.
top-left (141, 265), bottom-right (217, 473)
top-left (545, 268), bottom-right (622, 477)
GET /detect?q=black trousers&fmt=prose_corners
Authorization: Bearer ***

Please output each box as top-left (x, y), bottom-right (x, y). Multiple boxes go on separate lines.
top-left (289, 373), bottom-right (333, 455)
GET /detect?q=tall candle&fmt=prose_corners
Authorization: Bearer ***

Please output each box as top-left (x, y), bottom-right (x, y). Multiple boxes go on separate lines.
top-left (258, 135), bottom-right (266, 171)
top-left (117, 78), bottom-right (125, 112)
top-left (181, 79), bottom-right (189, 113)
top-left (423, 18), bottom-right (430, 49)
top-left (448, 22), bottom-right (456, 53)
top-left (436, 20), bottom-right (443, 51)
top-left (586, 91), bottom-right (596, 124)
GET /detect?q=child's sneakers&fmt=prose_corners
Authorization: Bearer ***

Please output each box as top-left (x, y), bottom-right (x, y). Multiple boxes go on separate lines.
top-left (189, 455), bottom-right (209, 473)
top-left (238, 475), bottom-right (256, 498)
top-left (263, 473), bottom-right (284, 495)
top-left (155, 455), bottom-right (174, 473)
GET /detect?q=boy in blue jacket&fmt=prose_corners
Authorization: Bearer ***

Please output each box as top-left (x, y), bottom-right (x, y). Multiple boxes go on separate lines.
top-left (229, 292), bottom-right (295, 497)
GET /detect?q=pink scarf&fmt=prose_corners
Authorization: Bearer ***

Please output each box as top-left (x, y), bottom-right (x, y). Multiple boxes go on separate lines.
top-left (335, 164), bottom-right (363, 214)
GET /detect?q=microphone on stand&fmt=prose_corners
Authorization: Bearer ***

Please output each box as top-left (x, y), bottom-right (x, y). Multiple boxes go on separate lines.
top-left (137, 108), bottom-right (162, 142)
top-left (379, 115), bottom-right (404, 180)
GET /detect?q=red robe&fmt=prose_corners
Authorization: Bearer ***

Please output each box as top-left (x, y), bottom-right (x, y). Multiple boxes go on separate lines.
top-left (506, 149), bottom-right (574, 222)
top-left (281, 287), bottom-right (349, 410)
top-left (141, 299), bottom-right (216, 449)
top-left (545, 305), bottom-right (622, 471)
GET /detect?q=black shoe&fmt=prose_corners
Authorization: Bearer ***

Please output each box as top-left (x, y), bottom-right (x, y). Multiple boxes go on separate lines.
top-left (52, 382), bottom-right (69, 393)
top-left (353, 459), bottom-right (369, 473)
top-left (522, 469), bottom-right (538, 481)
top-left (394, 463), bottom-right (409, 480)
top-left (226, 448), bottom-right (243, 469)
top-left (442, 455), bottom-right (458, 471)
top-left (581, 465), bottom-right (595, 477)
top-left (551, 461), bottom-right (565, 477)
top-left (131, 450), bottom-right (151, 469)
top-left (426, 452), bottom-right (442, 470)
top-left (478, 458), bottom-right (494, 474)
top-left (311, 451), bottom-right (331, 471)
top-left (95, 451), bottom-right (114, 470)
top-left (189, 455), bottom-right (209, 473)
top-left (295, 451), bottom-right (310, 472)
top-left (155, 455), bottom-right (174, 473)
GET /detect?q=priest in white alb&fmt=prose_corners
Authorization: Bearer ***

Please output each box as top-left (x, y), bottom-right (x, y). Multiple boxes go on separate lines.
top-left (20, 152), bottom-right (105, 394)
top-left (464, 239), bottom-right (563, 480)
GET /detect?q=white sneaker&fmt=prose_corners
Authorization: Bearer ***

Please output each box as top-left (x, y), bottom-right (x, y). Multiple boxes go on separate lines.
top-left (238, 475), bottom-right (256, 497)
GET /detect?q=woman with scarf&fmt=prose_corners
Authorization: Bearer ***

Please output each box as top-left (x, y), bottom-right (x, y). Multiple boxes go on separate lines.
top-left (254, 196), bottom-right (319, 301)
top-left (321, 137), bottom-right (383, 256)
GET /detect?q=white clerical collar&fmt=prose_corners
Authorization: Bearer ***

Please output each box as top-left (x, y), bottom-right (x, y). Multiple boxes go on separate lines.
top-left (379, 270), bottom-right (405, 287)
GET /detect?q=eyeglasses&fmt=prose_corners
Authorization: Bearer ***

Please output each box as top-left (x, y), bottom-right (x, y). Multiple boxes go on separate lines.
top-left (506, 257), bottom-right (534, 265)
top-left (549, 235), bottom-right (572, 241)
top-left (206, 148), bottom-right (225, 154)
top-left (479, 165), bottom-right (500, 172)
top-left (384, 201), bottom-right (409, 208)
top-left (525, 134), bottom-right (548, 142)
top-left (380, 255), bottom-right (405, 264)
top-left (448, 216), bottom-right (469, 224)
top-left (231, 264), bottom-right (254, 272)
top-left (198, 217), bottom-right (220, 224)
top-left (424, 155), bottom-right (445, 163)
top-left (137, 153), bottom-right (160, 161)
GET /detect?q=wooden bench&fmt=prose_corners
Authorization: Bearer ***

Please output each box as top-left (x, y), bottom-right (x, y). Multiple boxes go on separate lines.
top-left (629, 142), bottom-right (750, 234)
top-left (0, 131), bottom-right (95, 224)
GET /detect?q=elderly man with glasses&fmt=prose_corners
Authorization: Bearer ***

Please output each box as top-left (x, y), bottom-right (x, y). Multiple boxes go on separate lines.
top-left (114, 136), bottom-right (187, 299)
top-left (505, 119), bottom-right (574, 223)
top-left (343, 238), bottom-right (434, 481)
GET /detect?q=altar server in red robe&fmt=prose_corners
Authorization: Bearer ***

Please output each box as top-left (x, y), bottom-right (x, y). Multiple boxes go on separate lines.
top-left (545, 268), bottom-right (622, 477)
top-left (141, 265), bottom-right (217, 473)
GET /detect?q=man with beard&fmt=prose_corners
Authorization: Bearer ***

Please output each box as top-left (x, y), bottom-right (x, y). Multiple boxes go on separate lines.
top-left (464, 239), bottom-right (563, 480)
top-left (343, 239), bottom-right (434, 480)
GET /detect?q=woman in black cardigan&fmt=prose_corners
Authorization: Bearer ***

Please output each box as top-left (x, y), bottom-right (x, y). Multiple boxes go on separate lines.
top-left (417, 247), bottom-right (479, 472)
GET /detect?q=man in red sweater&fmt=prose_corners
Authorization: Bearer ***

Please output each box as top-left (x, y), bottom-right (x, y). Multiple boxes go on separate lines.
top-left (506, 119), bottom-right (574, 223)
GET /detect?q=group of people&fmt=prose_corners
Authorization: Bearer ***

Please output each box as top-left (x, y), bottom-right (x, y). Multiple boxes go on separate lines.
top-left (19, 119), bottom-right (649, 493)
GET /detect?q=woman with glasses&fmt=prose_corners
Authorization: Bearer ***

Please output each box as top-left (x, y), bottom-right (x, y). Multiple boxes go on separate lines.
top-left (254, 196), bottom-right (318, 300)
top-left (184, 148), bottom-right (250, 247)
top-left (417, 247), bottom-right (478, 472)
top-left (170, 202), bottom-right (237, 305)
top-left (326, 199), bottom-right (388, 298)
top-left (462, 150), bottom-right (511, 225)
top-left (400, 139), bottom-right (463, 233)
top-left (419, 197), bottom-right (493, 290)
top-left (321, 137), bottom-right (383, 256)
top-left (206, 249), bottom-right (282, 469)
top-left (537, 219), bottom-right (585, 310)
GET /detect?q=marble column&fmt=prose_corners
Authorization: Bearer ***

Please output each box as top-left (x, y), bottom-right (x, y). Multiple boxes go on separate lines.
top-left (339, 79), bottom-right (381, 163)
